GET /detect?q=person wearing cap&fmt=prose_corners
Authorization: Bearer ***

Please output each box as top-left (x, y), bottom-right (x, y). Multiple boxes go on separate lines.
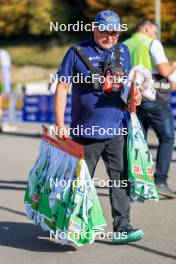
top-left (54, 10), bottom-right (144, 244)
top-left (125, 19), bottom-right (176, 198)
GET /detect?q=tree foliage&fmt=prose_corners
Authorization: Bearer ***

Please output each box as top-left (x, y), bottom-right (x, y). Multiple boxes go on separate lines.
top-left (85, 0), bottom-right (176, 41)
top-left (28, 0), bottom-right (54, 35)
top-left (0, 0), bottom-right (29, 36)
top-left (0, 0), bottom-right (175, 41)
top-left (132, 0), bottom-right (176, 41)
top-left (0, 0), bottom-right (71, 37)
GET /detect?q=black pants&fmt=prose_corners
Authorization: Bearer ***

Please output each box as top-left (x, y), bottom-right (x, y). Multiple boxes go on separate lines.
top-left (137, 99), bottom-right (175, 184)
top-left (73, 135), bottom-right (130, 231)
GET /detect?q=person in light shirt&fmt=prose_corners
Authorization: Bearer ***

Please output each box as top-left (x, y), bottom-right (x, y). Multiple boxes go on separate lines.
top-left (125, 19), bottom-right (176, 198)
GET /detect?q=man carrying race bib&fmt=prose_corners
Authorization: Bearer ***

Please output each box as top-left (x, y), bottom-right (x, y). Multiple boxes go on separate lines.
top-left (54, 10), bottom-right (144, 244)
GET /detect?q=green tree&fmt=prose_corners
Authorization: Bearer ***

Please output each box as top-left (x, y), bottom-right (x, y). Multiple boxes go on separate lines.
top-left (85, 0), bottom-right (176, 42)
top-left (28, 0), bottom-right (53, 35)
top-left (132, 0), bottom-right (176, 41)
top-left (0, 0), bottom-right (29, 36)
top-left (0, 0), bottom-right (72, 37)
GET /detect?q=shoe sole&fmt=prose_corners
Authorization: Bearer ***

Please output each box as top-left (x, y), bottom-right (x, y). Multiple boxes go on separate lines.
top-left (157, 191), bottom-right (176, 198)
top-left (112, 230), bottom-right (144, 244)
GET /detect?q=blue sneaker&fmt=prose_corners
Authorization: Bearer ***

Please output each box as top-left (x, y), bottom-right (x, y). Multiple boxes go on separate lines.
top-left (112, 226), bottom-right (144, 244)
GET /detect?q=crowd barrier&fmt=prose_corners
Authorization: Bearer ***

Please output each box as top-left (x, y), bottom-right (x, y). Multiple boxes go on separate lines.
top-left (2, 92), bottom-right (176, 128)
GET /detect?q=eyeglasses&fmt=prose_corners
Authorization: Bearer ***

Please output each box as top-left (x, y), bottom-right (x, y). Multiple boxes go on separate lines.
top-left (98, 30), bottom-right (120, 38)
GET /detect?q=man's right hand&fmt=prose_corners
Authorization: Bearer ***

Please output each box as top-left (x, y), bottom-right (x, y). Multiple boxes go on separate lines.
top-left (55, 124), bottom-right (68, 140)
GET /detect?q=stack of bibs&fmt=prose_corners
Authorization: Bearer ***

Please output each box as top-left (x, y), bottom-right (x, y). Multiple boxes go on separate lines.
top-left (24, 127), bottom-right (106, 246)
top-left (127, 112), bottom-right (159, 202)
top-left (127, 72), bottom-right (159, 202)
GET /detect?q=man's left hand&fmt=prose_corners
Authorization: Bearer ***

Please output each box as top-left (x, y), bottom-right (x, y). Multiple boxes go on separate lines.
top-left (134, 89), bottom-right (142, 106)
top-left (126, 89), bottom-right (142, 111)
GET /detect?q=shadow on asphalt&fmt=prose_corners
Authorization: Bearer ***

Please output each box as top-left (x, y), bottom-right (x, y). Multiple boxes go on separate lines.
top-left (0, 206), bottom-right (26, 217)
top-left (0, 180), bottom-right (27, 191)
top-left (95, 239), bottom-right (176, 261)
top-left (0, 180), bottom-right (27, 185)
top-left (0, 132), bottom-right (40, 138)
top-left (0, 220), bottom-right (176, 258)
top-left (0, 180), bottom-right (173, 201)
top-left (0, 186), bottom-right (26, 190)
top-left (0, 132), bottom-right (176, 162)
top-left (0, 222), bottom-right (77, 252)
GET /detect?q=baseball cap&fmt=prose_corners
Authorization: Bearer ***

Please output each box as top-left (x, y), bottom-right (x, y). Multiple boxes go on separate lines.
top-left (94, 10), bottom-right (121, 31)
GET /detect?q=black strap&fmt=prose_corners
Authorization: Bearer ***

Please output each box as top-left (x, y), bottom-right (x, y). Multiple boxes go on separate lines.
top-left (152, 74), bottom-right (168, 83)
top-left (149, 39), bottom-right (154, 51)
top-left (74, 47), bottom-right (99, 74)
top-left (74, 44), bottom-right (122, 73)
top-left (114, 44), bottom-right (120, 66)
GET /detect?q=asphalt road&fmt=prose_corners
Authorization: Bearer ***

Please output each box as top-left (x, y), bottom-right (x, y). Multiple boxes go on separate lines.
top-left (0, 132), bottom-right (176, 264)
